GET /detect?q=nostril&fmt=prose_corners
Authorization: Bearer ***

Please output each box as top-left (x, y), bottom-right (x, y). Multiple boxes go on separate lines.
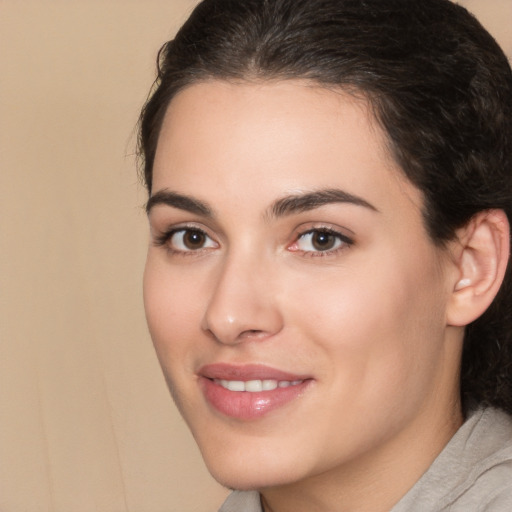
top-left (239, 329), bottom-right (269, 341)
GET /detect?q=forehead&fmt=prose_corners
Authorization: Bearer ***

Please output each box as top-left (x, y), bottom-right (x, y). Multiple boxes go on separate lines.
top-left (152, 79), bottom-right (424, 217)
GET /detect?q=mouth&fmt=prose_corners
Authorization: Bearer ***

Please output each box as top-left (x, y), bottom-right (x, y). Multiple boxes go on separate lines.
top-left (198, 364), bottom-right (313, 420)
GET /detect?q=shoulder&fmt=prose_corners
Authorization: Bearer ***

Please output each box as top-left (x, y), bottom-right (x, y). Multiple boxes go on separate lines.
top-left (455, 457), bottom-right (512, 511)
top-left (393, 407), bottom-right (512, 512)
top-left (484, 482), bottom-right (512, 510)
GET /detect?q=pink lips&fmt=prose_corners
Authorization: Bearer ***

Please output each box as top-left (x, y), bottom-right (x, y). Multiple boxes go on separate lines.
top-left (199, 363), bottom-right (312, 420)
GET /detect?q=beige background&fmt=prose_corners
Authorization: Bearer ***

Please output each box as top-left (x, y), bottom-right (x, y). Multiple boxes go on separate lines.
top-left (0, 1), bottom-right (510, 511)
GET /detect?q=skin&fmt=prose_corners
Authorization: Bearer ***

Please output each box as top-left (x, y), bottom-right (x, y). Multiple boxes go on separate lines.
top-left (144, 80), bottom-right (466, 512)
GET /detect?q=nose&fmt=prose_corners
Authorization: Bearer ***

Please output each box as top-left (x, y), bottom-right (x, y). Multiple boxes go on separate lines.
top-left (201, 252), bottom-right (284, 345)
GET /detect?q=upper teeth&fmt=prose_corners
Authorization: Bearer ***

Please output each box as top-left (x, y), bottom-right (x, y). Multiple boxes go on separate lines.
top-left (214, 379), bottom-right (303, 392)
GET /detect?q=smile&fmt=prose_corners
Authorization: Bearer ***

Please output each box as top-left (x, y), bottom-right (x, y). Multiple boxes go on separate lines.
top-left (199, 364), bottom-right (312, 420)
top-left (214, 379), bottom-right (304, 392)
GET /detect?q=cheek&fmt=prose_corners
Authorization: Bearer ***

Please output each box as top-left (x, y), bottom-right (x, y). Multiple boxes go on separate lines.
top-left (143, 255), bottom-right (205, 366)
top-left (284, 249), bottom-right (448, 400)
top-left (143, 255), bottom-right (214, 420)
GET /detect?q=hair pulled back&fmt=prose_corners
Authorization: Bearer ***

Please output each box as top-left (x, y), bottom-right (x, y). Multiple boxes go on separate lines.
top-left (139, 0), bottom-right (512, 414)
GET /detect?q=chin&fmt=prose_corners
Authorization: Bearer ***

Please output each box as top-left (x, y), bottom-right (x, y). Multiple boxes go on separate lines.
top-left (205, 460), bottom-right (297, 491)
top-left (198, 438), bottom-right (306, 491)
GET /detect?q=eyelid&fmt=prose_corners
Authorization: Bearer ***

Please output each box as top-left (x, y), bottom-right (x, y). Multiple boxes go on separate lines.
top-left (152, 223), bottom-right (219, 253)
top-left (287, 224), bottom-right (354, 256)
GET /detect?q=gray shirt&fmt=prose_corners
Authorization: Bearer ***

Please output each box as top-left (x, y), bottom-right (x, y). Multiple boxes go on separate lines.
top-left (218, 407), bottom-right (512, 511)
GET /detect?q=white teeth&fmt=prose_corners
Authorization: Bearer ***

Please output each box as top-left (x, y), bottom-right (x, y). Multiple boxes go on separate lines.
top-left (214, 379), bottom-right (303, 392)
top-left (245, 380), bottom-right (263, 392)
top-left (222, 380), bottom-right (245, 392)
top-left (262, 379), bottom-right (278, 391)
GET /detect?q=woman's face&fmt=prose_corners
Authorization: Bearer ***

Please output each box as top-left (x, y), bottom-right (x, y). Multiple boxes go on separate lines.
top-left (144, 80), bottom-right (461, 490)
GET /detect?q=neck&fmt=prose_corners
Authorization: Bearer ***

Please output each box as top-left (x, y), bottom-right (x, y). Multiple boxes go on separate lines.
top-left (260, 400), bottom-right (463, 512)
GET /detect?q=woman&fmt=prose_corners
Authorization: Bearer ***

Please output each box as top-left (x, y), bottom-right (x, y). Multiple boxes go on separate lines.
top-left (139, 0), bottom-right (512, 510)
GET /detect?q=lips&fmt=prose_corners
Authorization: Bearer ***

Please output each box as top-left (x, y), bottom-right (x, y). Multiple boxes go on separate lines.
top-left (198, 363), bottom-right (312, 420)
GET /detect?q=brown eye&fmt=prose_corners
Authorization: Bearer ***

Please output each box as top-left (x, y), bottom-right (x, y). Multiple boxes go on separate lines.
top-left (169, 229), bottom-right (217, 252)
top-left (294, 229), bottom-right (351, 254)
top-left (311, 231), bottom-right (337, 251)
top-left (183, 230), bottom-right (206, 249)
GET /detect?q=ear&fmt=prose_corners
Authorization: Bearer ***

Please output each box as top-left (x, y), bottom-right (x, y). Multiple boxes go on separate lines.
top-left (446, 209), bottom-right (510, 327)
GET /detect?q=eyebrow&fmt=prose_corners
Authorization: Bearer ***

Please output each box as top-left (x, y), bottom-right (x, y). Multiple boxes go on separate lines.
top-left (146, 187), bottom-right (378, 218)
top-left (146, 189), bottom-right (212, 216)
top-left (268, 188), bottom-right (378, 218)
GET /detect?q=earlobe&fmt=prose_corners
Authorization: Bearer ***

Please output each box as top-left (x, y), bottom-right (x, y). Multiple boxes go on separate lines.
top-left (447, 209), bottom-right (510, 327)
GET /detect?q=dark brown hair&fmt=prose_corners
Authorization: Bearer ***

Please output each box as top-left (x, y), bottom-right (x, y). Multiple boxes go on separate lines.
top-left (139, 0), bottom-right (512, 414)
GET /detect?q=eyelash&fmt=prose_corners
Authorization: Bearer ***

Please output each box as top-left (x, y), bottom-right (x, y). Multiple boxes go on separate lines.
top-left (290, 227), bottom-right (354, 257)
top-left (153, 226), bottom-right (354, 257)
top-left (153, 226), bottom-right (217, 256)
